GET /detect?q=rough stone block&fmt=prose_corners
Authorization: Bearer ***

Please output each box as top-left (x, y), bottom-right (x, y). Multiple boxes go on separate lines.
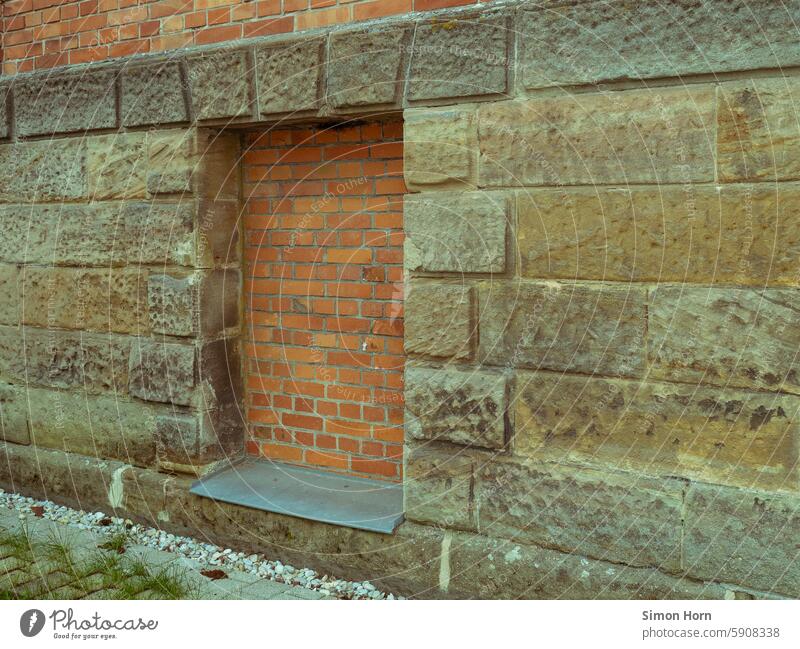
top-left (518, 1), bottom-right (799, 90)
top-left (404, 107), bottom-right (477, 188)
top-left (0, 138), bottom-right (86, 203)
top-left (154, 412), bottom-right (226, 473)
top-left (404, 444), bottom-right (476, 529)
top-left (515, 371), bottom-right (800, 491)
top-left (27, 388), bottom-right (157, 467)
top-left (718, 78), bottom-right (800, 182)
top-left (328, 25), bottom-right (409, 108)
top-left (13, 68), bottom-right (117, 137)
top-left (479, 86), bottom-right (716, 186)
top-left (404, 191), bottom-right (507, 273)
top-left (196, 200), bottom-right (241, 267)
top-left (128, 339), bottom-right (196, 406)
top-left (684, 483), bottom-right (800, 597)
top-left (0, 383), bottom-right (29, 445)
top-left (187, 48), bottom-right (253, 120)
top-left (404, 282), bottom-right (473, 359)
top-left (121, 61), bottom-right (189, 127)
top-left (405, 365), bottom-right (508, 450)
top-left (478, 281), bottom-right (646, 377)
top-left (477, 459), bottom-right (684, 570)
top-left (0, 83), bottom-right (9, 140)
top-left (518, 184), bottom-right (800, 285)
top-left (407, 13), bottom-right (509, 101)
top-left (148, 269), bottom-right (240, 337)
top-left (256, 39), bottom-right (323, 115)
top-left (648, 287), bottom-right (800, 395)
top-left (86, 132), bottom-right (148, 200)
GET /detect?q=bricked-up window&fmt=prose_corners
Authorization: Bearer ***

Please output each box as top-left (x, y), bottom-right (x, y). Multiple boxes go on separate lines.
top-left (242, 122), bottom-right (405, 482)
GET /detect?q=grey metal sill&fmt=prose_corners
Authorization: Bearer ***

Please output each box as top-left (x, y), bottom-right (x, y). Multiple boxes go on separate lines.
top-left (190, 458), bottom-right (404, 535)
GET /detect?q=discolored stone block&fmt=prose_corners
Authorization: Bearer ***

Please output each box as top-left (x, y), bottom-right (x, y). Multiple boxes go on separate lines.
top-left (405, 365), bottom-right (508, 450)
top-left (478, 281), bottom-right (647, 378)
top-left (404, 107), bottom-right (477, 189)
top-left (153, 412), bottom-right (226, 473)
top-left (407, 13), bottom-right (510, 101)
top-left (0, 383), bottom-right (29, 445)
top-left (121, 61), bottom-right (189, 127)
top-left (255, 39), bottom-right (324, 115)
top-left (328, 26), bottom-right (409, 108)
top-left (515, 371), bottom-right (800, 491)
top-left (0, 84), bottom-right (9, 140)
top-left (86, 131), bottom-right (149, 200)
top-left (13, 67), bottom-right (117, 137)
top-left (477, 459), bottom-right (684, 570)
top-left (128, 339), bottom-right (196, 406)
top-left (404, 191), bottom-right (508, 273)
top-left (0, 138), bottom-right (86, 203)
top-left (518, 1), bottom-right (799, 90)
top-left (478, 86), bottom-right (715, 186)
top-left (684, 483), bottom-right (800, 597)
top-left (718, 78), bottom-right (800, 182)
top-left (648, 286), bottom-right (800, 395)
top-left (517, 184), bottom-right (800, 285)
top-left (187, 48), bottom-right (253, 120)
top-left (404, 282), bottom-right (473, 359)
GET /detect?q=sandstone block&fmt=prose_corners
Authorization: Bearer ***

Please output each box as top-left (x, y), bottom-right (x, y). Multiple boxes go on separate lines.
top-left (404, 107), bottom-right (477, 189)
top-left (86, 132), bottom-right (149, 200)
top-left (518, 185), bottom-right (800, 285)
top-left (196, 200), bottom-right (241, 268)
top-left (404, 444), bottom-right (476, 529)
top-left (404, 191), bottom-right (507, 273)
top-left (14, 68), bottom-right (117, 137)
top-left (648, 287), bottom-right (800, 395)
top-left (684, 483), bottom-right (800, 597)
top-left (407, 13), bottom-right (509, 101)
top-left (404, 282), bottom-right (473, 359)
top-left (0, 83), bottom-right (9, 140)
top-left (478, 281), bottom-right (646, 377)
top-left (718, 78), bottom-right (800, 182)
top-left (187, 48), bottom-right (253, 120)
top-left (518, 1), bottom-right (798, 90)
top-left (405, 365), bottom-right (508, 450)
top-left (128, 339), bottom-right (196, 406)
top-left (515, 371), bottom-right (800, 491)
top-left (0, 138), bottom-right (86, 203)
top-left (479, 87), bottom-right (715, 186)
top-left (256, 39), bottom-right (323, 115)
top-left (154, 412), bottom-right (227, 473)
top-left (0, 383), bottom-right (29, 445)
top-left (121, 61), bottom-right (188, 127)
top-left (477, 459), bottom-right (684, 570)
top-left (328, 25), bottom-right (409, 108)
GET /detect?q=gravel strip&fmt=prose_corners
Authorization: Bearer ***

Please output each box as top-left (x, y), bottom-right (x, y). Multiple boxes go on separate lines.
top-left (0, 489), bottom-right (399, 600)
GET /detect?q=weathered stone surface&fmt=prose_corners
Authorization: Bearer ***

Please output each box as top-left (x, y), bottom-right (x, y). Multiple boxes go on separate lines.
top-left (121, 61), bottom-right (188, 127)
top-left (0, 326), bottom-right (131, 394)
top-left (519, 1), bottom-right (798, 90)
top-left (192, 131), bottom-right (240, 200)
top-left (0, 383), bottom-right (29, 445)
top-left (196, 199), bottom-right (241, 267)
top-left (405, 444), bottom-right (476, 529)
top-left (478, 281), bottom-right (646, 377)
top-left (404, 107), bottom-right (477, 188)
top-left (14, 68), bottom-right (117, 137)
top-left (405, 365), bottom-right (508, 450)
top-left (477, 459), bottom-right (684, 570)
top-left (187, 48), bottom-right (252, 120)
top-left (718, 78), bottom-right (800, 182)
top-left (404, 191), bottom-right (507, 273)
top-left (87, 132), bottom-right (148, 200)
top-left (407, 14), bottom-right (509, 101)
top-left (256, 39), bottom-right (323, 115)
top-left (405, 283), bottom-right (473, 359)
top-left (515, 371), bottom-right (800, 491)
top-left (684, 483), bottom-right (800, 597)
top-left (0, 84), bottom-right (9, 140)
top-left (0, 138), bottom-right (86, 203)
top-left (0, 202), bottom-right (195, 267)
top-left (479, 87), bottom-right (715, 186)
top-left (518, 185), bottom-right (800, 285)
top-left (648, 287), bottom-right (800, 395)
top-left (148, 270), bottom-right (239, 337)
top-left (128, 339), bottom-right (196, 406)
top-left (447, 529), bottom-right (730, 600)
top-left (27, 388), bottom-right (157, 467)
top-left (155, 413), bottom-right (208, 471)
top-left (328, 26), bottom-right (408, 108)
top-left (146, 170), bottom-right (193, 195)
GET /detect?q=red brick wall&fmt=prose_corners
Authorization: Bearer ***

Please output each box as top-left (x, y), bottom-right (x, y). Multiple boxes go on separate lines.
top-left (242, 120), bottom-right (405, 482)
top-left (1, 0), bottom-right (490, 75)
